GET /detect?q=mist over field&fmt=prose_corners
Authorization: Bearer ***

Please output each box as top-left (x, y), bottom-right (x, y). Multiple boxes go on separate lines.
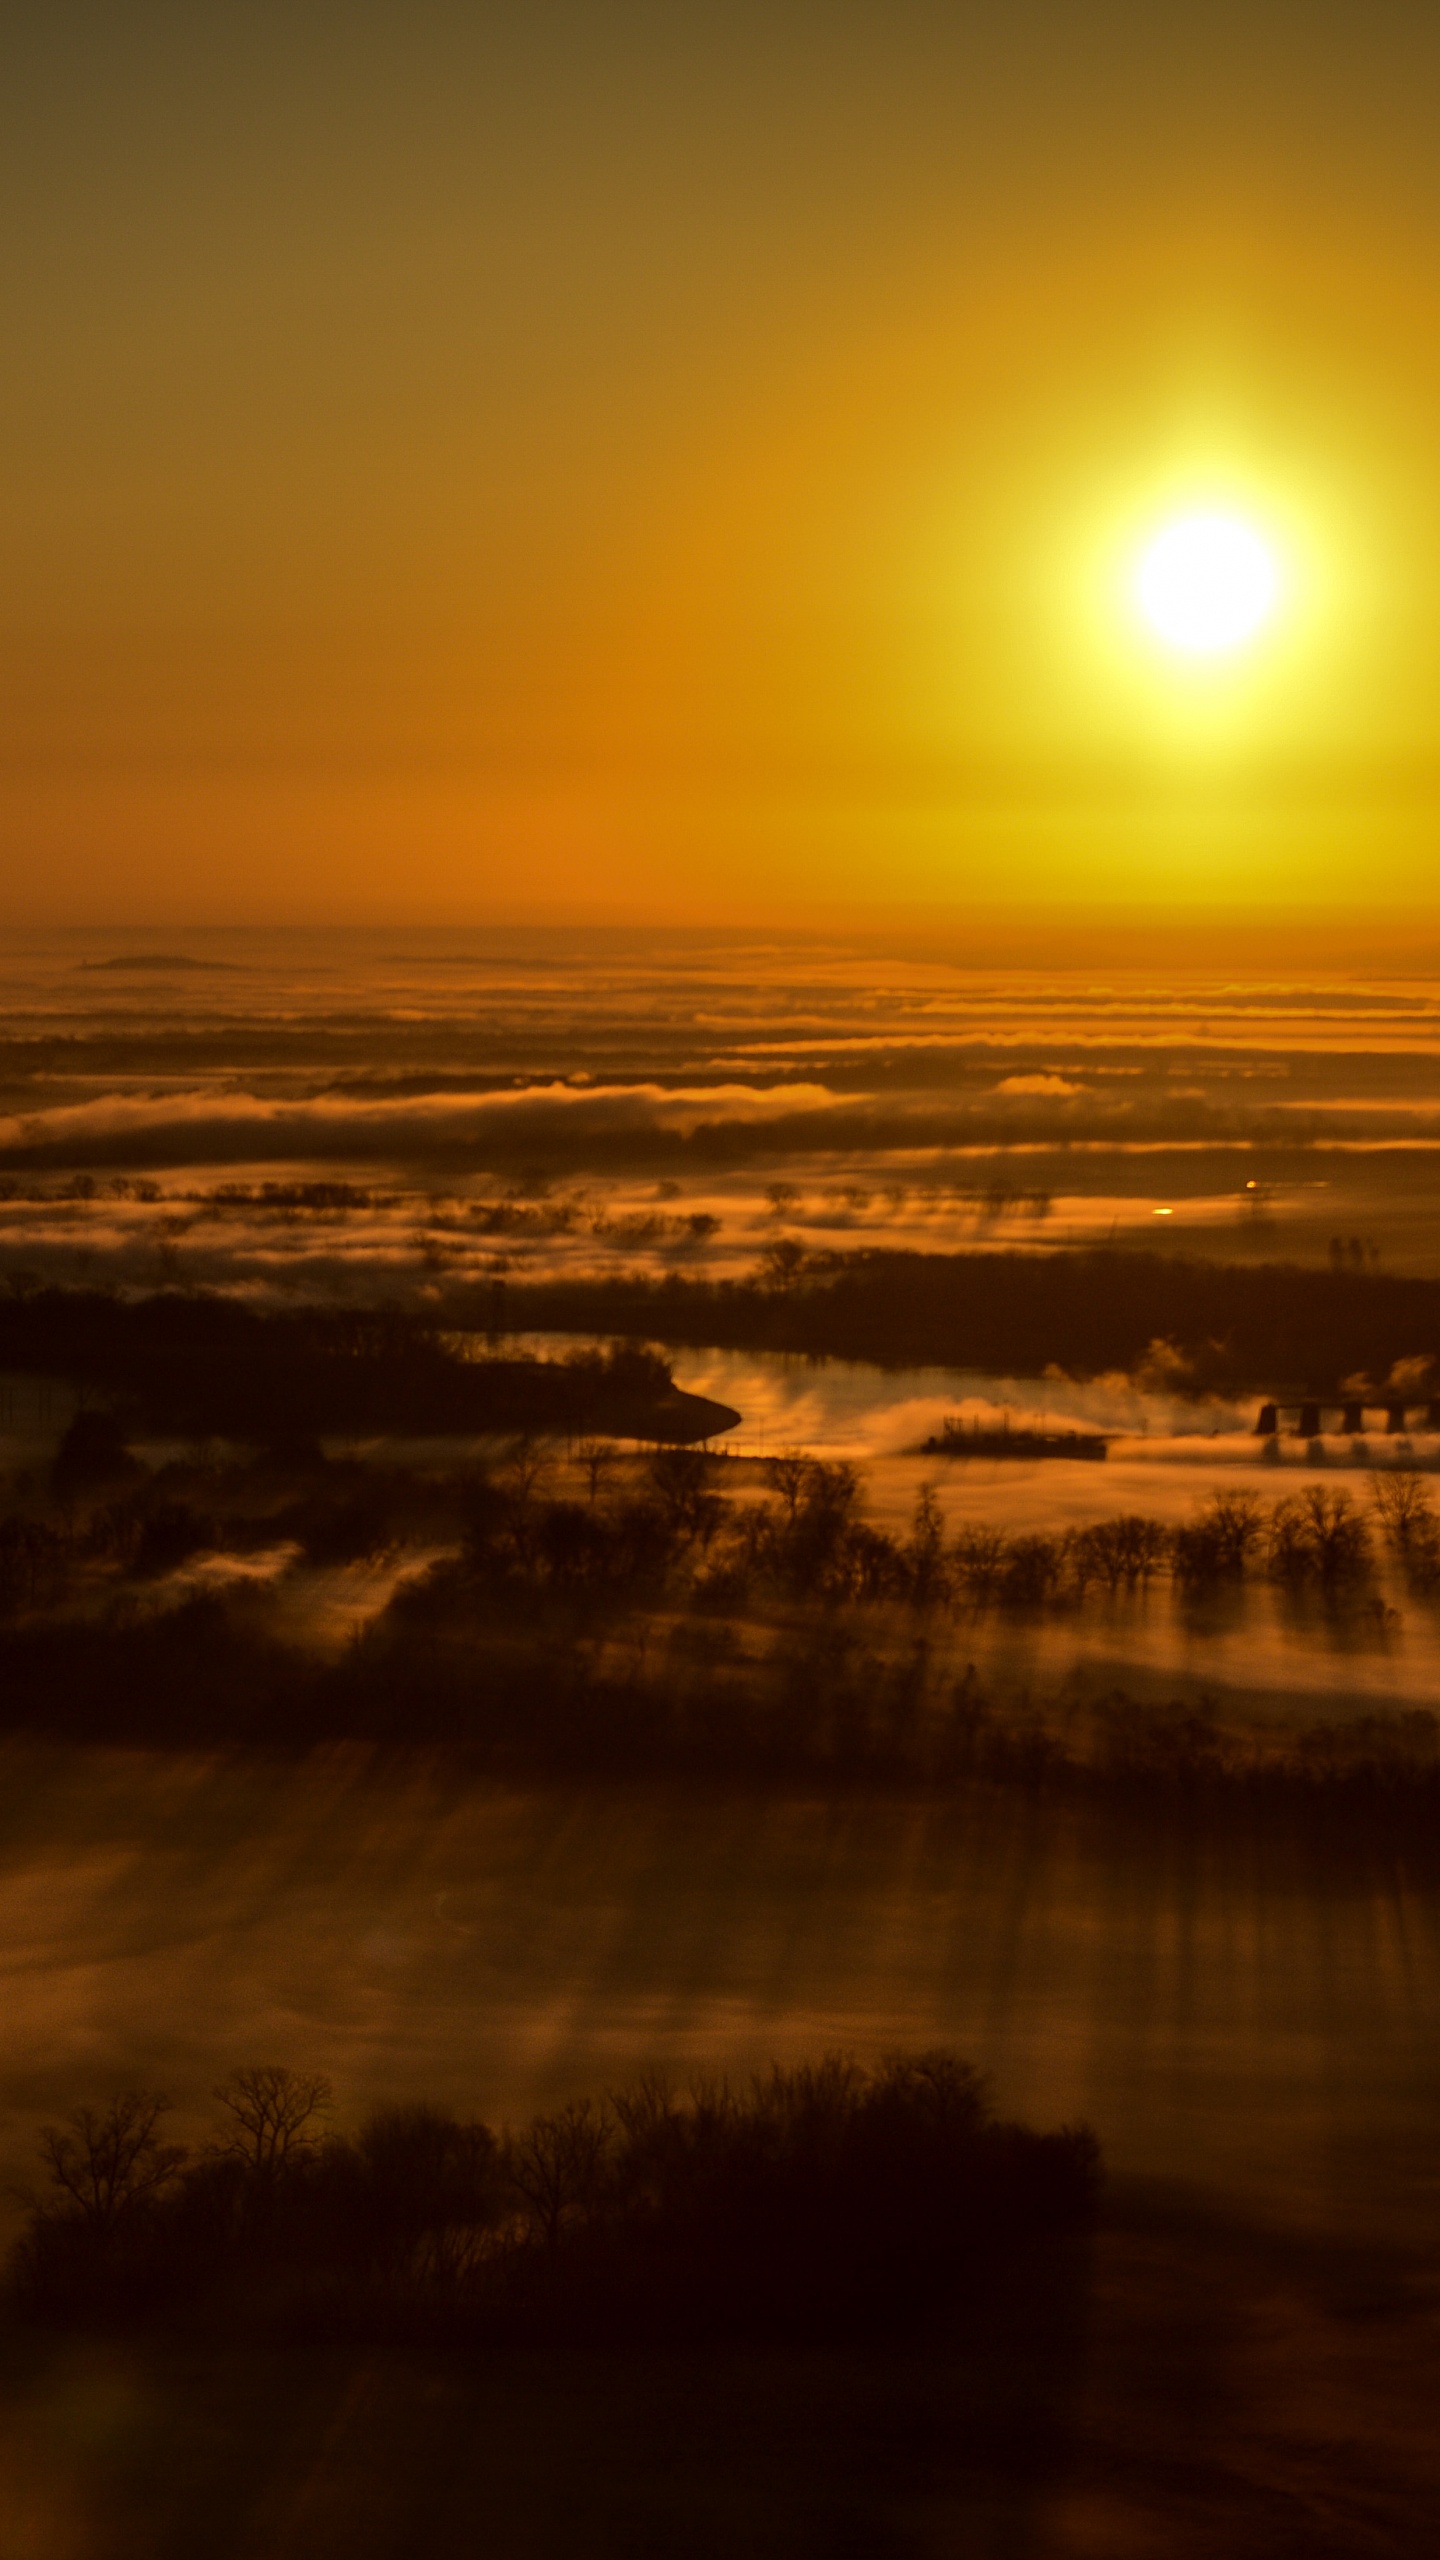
top-left (9, 929), bottom-right (1440, 1304)
top-left (3, 933), bottom-right (1440, 2549)
top-left (16, 0), bottom-right (1440, 2536)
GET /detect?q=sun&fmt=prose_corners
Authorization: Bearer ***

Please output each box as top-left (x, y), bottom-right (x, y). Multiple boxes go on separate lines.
top-left (1132, 510), bottom-right (1280, 656)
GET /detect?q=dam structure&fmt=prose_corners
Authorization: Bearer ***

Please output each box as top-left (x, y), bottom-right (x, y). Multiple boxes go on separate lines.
top-left (1254, 1395), bottom-right (1440, 1439)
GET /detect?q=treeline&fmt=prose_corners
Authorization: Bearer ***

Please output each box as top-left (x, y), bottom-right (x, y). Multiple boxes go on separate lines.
top-left (0, 1288), bottom-right (731, 1442)
top-left (13, 2054), bottom-right (1099, 2347)
top-left (474, 1247), bottom-right (1440, 1393)
top-left (11, 1423), bottom-right (1430, 1628)
top-left (0, 1414), bottom-right (431, 1611)
top-left (435, 1461), bottom-right (1424, 1611)
top-left (3, 1437), bottom-right (1439, 1823)
top-left (3, 1583), bottom-right (1433, 1819)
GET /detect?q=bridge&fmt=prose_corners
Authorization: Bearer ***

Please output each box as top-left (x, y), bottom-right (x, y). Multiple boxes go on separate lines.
top-left (1254, 1396), bottom-right (1440, 1438)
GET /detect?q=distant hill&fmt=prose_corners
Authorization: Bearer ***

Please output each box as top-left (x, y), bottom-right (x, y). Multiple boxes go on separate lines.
top-left (79, 953), bottom-right (238, 973)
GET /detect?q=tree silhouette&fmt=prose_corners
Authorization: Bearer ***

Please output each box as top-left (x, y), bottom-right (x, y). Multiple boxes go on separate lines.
top-left (574, 1437), bottom-right (617, 1504)
top-left (507, 2098), bottom-right (612, 2245)
top-left (764, 1450), bottom-right (812, 1522)
top-left (212, 2065), bottom-right (333, 2173)
top-left (37, 2093), bottom-right (186, 2234)
top-left (1369, 1467), bottom-right (1438, 1561)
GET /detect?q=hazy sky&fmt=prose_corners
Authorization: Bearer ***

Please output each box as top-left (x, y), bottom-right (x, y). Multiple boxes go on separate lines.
top-left (8, 2), bottom-right (1440, 924)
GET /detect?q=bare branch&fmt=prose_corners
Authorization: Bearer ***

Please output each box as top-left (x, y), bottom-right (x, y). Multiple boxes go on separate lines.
top-left (37, 2093), bottom-right (186, 2232)
top-left (213, 2065), bottom-right (333, 2173)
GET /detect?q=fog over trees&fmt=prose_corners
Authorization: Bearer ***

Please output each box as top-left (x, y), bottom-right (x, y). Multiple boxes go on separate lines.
top-left (2, 1406), bottom-right (1437, 1826)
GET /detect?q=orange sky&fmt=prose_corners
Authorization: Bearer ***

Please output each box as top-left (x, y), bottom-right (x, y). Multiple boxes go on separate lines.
top-left (8, 3), bottom-right (1440, 926)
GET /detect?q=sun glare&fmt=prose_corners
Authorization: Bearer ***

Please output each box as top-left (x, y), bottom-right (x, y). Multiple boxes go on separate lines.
top-left (1133, 511), bottom-right (1280, 656)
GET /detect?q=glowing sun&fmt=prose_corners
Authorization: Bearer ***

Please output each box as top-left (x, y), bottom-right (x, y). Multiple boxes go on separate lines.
top-left (1132, 510), bottom-right (1280, 655)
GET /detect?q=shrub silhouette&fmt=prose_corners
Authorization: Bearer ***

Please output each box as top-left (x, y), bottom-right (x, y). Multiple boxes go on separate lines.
top-left (647, 1446), bottom-right (728, 1551)
top-left (0, 1516), bottom-right (68, 1613)
top-left (1069, 1514), bottom-right (1169, 1594)
top-left (50, 1409), bottom-right (144, 1507)
top-left (14, 2093), bottom-right (191, 2322)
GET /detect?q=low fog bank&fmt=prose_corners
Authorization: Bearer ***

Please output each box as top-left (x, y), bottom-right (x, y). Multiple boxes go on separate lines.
top-left (6, 1287), bottom-right (1440, 1750)
top-left (0, 1748), bottom-right (1434, 2265)
top-left (2, 944), bottom-right (1438, 2550)
top-left (10, 935), bottom-right (1440, 1291)
top-left (0, 1157), bottom-right (1410, 1310)
top-left (3, 1148), bottom-right (1439, 1306)
top-left (12, 1072), bottom-right (1440, 1182)
top-left (6, 1408), bottom-right (1440, 1781)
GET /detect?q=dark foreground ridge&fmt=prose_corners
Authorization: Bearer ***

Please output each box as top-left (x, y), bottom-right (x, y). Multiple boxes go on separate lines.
top-left (477, 1246), bottom-right (1440, 1392)
top-left (13, 2054), bottom-right (1099, 2348)
top-left (0, 1289), bottom-right (738, 1445)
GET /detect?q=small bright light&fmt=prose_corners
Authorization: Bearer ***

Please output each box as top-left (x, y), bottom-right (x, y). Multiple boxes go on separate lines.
top-left (1133, 512), bottom-right (1279, 655)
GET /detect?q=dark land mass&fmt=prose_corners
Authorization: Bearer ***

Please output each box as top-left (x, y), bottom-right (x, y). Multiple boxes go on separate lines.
top-left (1, 2175), bottom-right (1434, 2558)
top-left (476, 1247), bottom-right (1440, 1395)
top-left (12, 2054), bottom-right (1435, 2554)
top-left (13, 2052), bottom-right (1097, 2349)
top-left (0, 1290), bottom-right (738, 1446)
top-left (923, 1423), bottom-right (1109, 1460)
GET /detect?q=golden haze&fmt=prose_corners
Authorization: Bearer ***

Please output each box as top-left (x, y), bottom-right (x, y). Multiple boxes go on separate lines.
top-left (5, 6), bottom-right (1440, 925)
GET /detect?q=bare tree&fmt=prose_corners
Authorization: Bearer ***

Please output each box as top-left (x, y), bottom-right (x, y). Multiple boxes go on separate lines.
top-left (213, 2065), bottom-right (333, 2174)
top-left (951, 1522), bottom-right (1009, 1601)
top-left (907, 1485), bottom-right (948, 1603)
top-left (764, 1450), bottom-right (812, 1523)
top-left (1370, 1467), bottom-right (1437, 1558)
top-left (758, 1237), bottom-right (807, 1291)
top-left (1203, 1491), bottom-right (1264, 1573)
top-left (1070, 1513), bottom-right (1169, 1595)
top-left (37, 2093), bottom-right (187, 2234)
top-left (648, 1445), bottom-right (726, 1547)
top-left (507, 2098), bottom-right (612, 2245)
top-left (1268, 1489), bottom-right (1372, 1585)
top-left (499, 1436), bottom-right (554, 1504)
top-left (575, 1437), bottom-right (618, 1505)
